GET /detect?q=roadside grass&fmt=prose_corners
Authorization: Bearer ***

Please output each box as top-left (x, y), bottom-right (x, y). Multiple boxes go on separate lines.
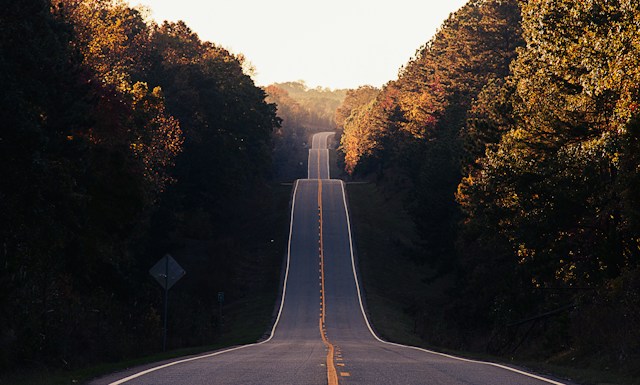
top-left (345, 182), bottom-right (438, 347)
top-left (2, 183), bottom-right (292, 385)
top-left (214, 182), bottom-right (293, 345)
top-left (516, 361), bottom-right (640, 385)
top-left (328, 146), bottom-right (344, 180)
top-left (346, 182), bottom-right (639, 385)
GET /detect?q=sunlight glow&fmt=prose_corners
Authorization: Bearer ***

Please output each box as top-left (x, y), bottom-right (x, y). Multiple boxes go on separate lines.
top-left (131, 0), bottom-right (469, 89)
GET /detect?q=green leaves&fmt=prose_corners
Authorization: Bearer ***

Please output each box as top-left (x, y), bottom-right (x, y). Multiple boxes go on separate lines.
top-left (474, 0), bottom-right (640, 287)
top-left (339, 0), bottom-right (640, 366)
top-left (454, 0), bottom-right (640, 365)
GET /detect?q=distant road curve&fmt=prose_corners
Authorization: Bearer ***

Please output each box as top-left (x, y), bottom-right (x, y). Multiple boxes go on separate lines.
top-left (92, 132), bottom-right (572, 385)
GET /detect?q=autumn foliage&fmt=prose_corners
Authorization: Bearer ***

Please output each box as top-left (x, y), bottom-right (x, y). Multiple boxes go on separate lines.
top-left (336, 0), bottom-right (640, 374)
top-left (0, 0), bottom-right (278, 371)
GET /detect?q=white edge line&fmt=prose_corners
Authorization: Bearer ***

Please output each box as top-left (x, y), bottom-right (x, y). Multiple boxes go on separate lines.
top-left (309, 132), bottom-right (334, 180)
top-left (325, 149), bottom-right (330, 179)
top-left (108, 180), bottom-right (301, 385)
top-left (337, 180), bottom-right (567, 385)
top-left (323, 132), bottom-right (334, 179)
top-left (325, 133), bottom-right (332, 179)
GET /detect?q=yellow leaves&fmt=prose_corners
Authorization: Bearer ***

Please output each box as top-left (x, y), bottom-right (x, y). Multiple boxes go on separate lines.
top-left (128, 82), bottom-right (183, 193)
top-left (456, 173), bottom-right (474, 207)
top-left (555, 259), bottom-right (578, 283)
top-left (339, 100), bottom-right (382, 174)
top-left (398, 89), bottom-right (444, 139)
top-left (518, 0), bottom-right (640, 138)
top-left (63, 0), bottom-right (150, 91)
top-left (60, 0), bottom-right (185, 196)
top-left (151, 86), bottom-right (163, 98)
top-left (130, 142), bottom-right (143, 152)
top-left (131, 81), bottom-right (148, 102)
top-left (335, 86), bottom-right (379, 128)
top-left (517, 243), bottom-right (535, 265)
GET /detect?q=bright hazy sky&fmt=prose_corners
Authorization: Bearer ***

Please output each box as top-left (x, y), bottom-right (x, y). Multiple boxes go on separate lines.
top-left (132, 0), bottom-right (469, 90)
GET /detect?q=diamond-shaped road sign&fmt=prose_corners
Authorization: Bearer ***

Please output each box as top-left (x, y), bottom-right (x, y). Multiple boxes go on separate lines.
top-left (149, 254), bottom-right (185, 290)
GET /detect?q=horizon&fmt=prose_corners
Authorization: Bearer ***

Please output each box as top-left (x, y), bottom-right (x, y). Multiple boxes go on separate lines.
top-left (132, 0), bottom-right (469, 89)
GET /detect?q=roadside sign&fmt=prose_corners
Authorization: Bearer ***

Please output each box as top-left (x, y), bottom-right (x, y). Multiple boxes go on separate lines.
top-left (149, 254), bottom-right (185, 290)
top-left (149, 254), bottom-right (185, 351)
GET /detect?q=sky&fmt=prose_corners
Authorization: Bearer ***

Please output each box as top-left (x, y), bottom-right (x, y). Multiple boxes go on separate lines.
top-left (131, 0), bottom-right (469, 90)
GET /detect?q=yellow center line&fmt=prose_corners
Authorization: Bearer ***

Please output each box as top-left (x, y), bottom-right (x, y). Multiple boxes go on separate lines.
top-left (318, 147), bottom-right (338, 385)
top-left (317, 147), bottom-right (322, 180)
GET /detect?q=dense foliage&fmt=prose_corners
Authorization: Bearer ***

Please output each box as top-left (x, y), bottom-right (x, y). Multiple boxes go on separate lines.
top-left (337, 0), bottom-right (640, 373)
top-left (0, 0), bottom-right (279, 372)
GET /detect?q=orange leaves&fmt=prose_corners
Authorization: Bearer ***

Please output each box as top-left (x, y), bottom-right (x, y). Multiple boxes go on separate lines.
top-left (55, 0), bottom-right (184, 197)
top-left (60, 0), bottom-right (150, 90)
top-left (339, 99), bottom-right (388, 175)
top-left (397, 80), bottom-right (446, 139)
top-left (130, 82), bottom-right (183, 193)
top-left (335, 85), bottom-right (379, 128)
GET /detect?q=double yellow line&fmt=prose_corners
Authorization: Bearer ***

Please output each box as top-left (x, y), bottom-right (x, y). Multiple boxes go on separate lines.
top-left (317, 149), bottom-right (339, 385)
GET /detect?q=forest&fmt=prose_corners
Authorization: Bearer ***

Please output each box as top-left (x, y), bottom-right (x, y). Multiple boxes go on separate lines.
top-left (337, 0), bottom-right (639, 377)
top-left (0, 0), bottom-right (283, 375)
top-left (4, 0), bottom-right (640, 381)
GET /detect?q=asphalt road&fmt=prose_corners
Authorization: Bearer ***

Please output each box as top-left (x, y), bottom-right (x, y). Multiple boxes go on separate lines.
top-left (95, 132), bottom-right (569, 385)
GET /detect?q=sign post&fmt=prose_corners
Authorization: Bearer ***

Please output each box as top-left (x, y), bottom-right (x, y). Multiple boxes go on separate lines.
top-left (217, 291), bottom-right (224, 331)
top-left (149, 254), bottom-right (185, 351)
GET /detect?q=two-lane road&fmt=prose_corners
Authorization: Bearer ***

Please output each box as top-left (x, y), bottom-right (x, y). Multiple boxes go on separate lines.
top-left (308, 132), bottom-right (332, 179)
top-left (96, 132), bottom-right (569, 385)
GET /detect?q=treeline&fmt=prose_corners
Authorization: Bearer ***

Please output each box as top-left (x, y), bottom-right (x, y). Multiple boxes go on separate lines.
top-left (1, 0), bottom-right (279, 372)
top-left (269, 81), bottom-right (346, 130)
top-left (338, 0), bottom-right (639, 373)
top-left (265, 81), bottom-right (346, 180)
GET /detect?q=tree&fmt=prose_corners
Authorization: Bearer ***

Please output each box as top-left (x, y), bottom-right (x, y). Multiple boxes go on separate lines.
top-left (1, 0), bottom-right (277, 371)
top-left (455, 0), bottom-right (640, 363)
top-left (335, 85), bottom-right (379, 128)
